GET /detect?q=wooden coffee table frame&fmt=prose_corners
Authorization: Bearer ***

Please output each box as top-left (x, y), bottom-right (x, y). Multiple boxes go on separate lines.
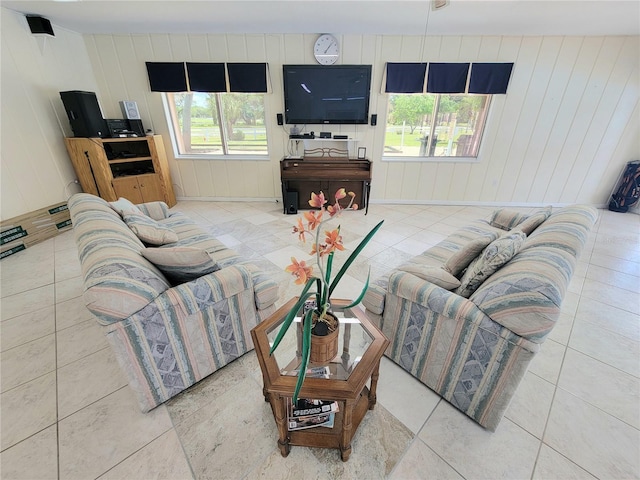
top-left (251, 298), bottom-right (389, 461)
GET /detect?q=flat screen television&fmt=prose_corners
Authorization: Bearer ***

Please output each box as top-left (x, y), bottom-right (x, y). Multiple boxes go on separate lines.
top-left (283, 64), bottom-right (372, 125)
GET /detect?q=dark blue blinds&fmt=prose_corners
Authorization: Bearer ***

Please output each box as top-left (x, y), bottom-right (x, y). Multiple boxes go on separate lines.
top-left (146, 62), bottom-right (268, 93)
top-left (384, 62), bottom-right (514, 94)
top-left (145, 62), bottom-right (188, 92)
top-left (469, 63), bottom-right (514, 94)
top-left (426, 63), bottom-right (470, 93)
top-left (385, 63), bottom-right (427, 93)
top-left (186, 62), bottom-right (226, 92)
top-left (227, 63), bottom-right (268, 93)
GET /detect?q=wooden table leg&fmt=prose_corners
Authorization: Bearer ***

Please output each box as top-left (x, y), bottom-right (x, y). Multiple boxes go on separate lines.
top-left (340, 399), bottom-right (354, 461)
top-left (368, 359), bottom-right (381, 410)
top-left (272, 394), bottom-right (290, 457)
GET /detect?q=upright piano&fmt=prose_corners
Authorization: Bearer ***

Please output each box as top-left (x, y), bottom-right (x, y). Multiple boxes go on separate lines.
top-left (280, 157), bottom-right (372, 214)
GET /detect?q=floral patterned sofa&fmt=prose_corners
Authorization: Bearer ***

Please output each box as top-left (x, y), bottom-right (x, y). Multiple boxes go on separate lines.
top-left (68, 193), bottom-right (279, 412)
top-left (363, 204), bottom-right (597, 430)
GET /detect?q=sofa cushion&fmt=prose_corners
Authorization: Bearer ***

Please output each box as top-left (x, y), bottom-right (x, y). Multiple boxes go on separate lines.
top-left (489, 208), bottom-right (528, 231)
top-left (398, 264), bottom-right (461, 290)
top-left (110, 197), bottom-right (143, 216)
top-left (514, 207), bottom-right (552, 235)
top-left (123, 213), bottom-right (179, 246)
top-left (442, 236), bottom-right (493, 276)
top-left (456, 231), bottom-right (527, 297)
top-left (141, 246), bottom-right (220, 283)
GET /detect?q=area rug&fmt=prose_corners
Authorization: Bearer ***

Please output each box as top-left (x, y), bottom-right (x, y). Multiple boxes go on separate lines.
top-left (165, 352), bottom-right (414, 479)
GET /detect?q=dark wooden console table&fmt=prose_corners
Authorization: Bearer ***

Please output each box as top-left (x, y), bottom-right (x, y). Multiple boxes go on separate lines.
top-left (280, 157), bottom-right (372, 214)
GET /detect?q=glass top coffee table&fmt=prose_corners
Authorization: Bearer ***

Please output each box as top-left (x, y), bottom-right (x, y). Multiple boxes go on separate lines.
top-left (251, 298), bottom-right (389, 461)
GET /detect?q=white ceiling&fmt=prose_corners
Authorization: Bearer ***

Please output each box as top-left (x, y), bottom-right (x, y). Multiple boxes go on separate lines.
top-left (2, 0), bottom-right (639, 36)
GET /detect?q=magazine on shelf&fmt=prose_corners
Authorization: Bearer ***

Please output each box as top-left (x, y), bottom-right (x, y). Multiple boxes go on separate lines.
top-left (287, 398), bottom-right (339, 431)
top-left (282, 365), bottom-right (331, 379)
top-left (290, 398), bottom-right (339, 418)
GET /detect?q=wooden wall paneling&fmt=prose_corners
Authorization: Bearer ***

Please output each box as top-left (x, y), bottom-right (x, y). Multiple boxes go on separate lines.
top-left (188, 34), bottom-right (211, 61)
top-left (568, 37), bottom-right (638, 203)
top-left (465, 37), bottom-right (521, 202)
top-left (382, 163), bottom-right (405, 200)
top-left (506, 36), bottom-right (563, 201)
top-left (478, 36), bottom-right (528, 202)
top-left (494, 36), bottom-right (544, 202)
top-left (205, 34), bottom-right (229, 62)
top-left (433, 164), bottom-right (456, 200)
top-left (226, 162), bottom-right (247, 197)
top-left (438, 35), bottom-right (463, 59)
top-left (587, 101), bottom-right (639, 205)
top-left (546, 36), bottom-right (620, 203)
top-left (525, 36), bottom-right (584, 202)
top-left (401, 163), bottom-right (423, 200)
top-left (211, 161), bottom-right (231, 198)
top-left (415, 164), bottom-right (439, 201)
top-left (193, 160), bottom-right (215, 197)
top-left (537, 37), bottom-right (601, 203)
top-left (463, 36), bottom-right (505, 201)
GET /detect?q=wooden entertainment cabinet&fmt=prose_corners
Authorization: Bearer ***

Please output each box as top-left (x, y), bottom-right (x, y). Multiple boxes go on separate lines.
top-left (280, 138), bottom-right (372, 214)
top-left (64, 135), bottom-right (176, 207)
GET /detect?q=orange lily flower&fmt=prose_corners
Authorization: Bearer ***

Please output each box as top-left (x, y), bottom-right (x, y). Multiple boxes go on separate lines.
top-left (323, 229), bottom-right (344, 254)
top-left (285, 257), bottom-right (313, 285)
top-left (304, 210), bottom-right (322, 231)
top-left (293, 217), bottom-right (307, 242)
top-left (308, 191), bottom-right (327, 209)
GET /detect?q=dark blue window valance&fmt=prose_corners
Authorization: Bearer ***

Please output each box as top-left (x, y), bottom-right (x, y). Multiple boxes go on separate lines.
top-left (146, 62), bottom-right (269, 93)
top-left (426, 63), bottom-right (470, 94)
top-left (384, 62), bottom-right (513, 95)
top-left (186, 62), bottom-right (226, 92)
top-left (227, 63), bottom-right (268, 93)
top-left (385, 63), bottom-right (427, 93)
top-left (469, 63), bottom-right (514, 94)
top-left (145, 62), bottom-right (188, 92)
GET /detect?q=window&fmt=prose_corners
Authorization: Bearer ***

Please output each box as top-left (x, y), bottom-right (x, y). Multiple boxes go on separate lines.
top-left (165, 92), bottom-right (268, 157)
top-left (383, 93), bottom-right (491, 159)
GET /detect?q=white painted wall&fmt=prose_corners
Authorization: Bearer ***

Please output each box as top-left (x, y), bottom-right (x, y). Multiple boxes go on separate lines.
top-left (1, 15), bottom-right (638, 220)
top-left (83, 32), bottom-right (639, 207)
top-left (0, 8), bottom-right (97, 220)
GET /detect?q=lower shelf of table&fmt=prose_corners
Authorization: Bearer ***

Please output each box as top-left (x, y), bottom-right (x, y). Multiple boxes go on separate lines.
top-left (284, 386), bottom-right (372, 451)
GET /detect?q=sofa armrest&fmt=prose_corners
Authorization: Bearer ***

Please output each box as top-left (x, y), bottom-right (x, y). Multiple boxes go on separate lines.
top-left (169, 265), bottom-right (255, 314)
top-left (136, 201), bottom-right (171, 220)
top-left (385, 270), bottom-right (539, 352)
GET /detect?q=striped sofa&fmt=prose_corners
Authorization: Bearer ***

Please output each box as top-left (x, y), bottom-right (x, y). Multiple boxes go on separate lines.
top-left (68, 193), bottom-right (278, 412)
top-left (363, 205), bottom-right (597, 430)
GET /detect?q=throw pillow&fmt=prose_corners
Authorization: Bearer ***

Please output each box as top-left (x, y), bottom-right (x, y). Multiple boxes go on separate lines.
top-left (442, 236), bottom-right (493, 276)
top-left (397, 264), bottom-right (461, 290)
top-left (141, 246), bottom-right (220, 283)
top-left (109, 197), bottom-right (143, 217)
top-left (514, 206), bottom-right (552, 235)
top-left (123, 213), bottom-right (178, 246)
top-left (455, 231), bottom-right (527, 298)
top-left (489, 208), bottom-right (528, 231)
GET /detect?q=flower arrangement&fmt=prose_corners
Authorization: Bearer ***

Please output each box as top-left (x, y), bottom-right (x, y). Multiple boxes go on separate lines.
top-left (269, 188), bottom-right (383, 405)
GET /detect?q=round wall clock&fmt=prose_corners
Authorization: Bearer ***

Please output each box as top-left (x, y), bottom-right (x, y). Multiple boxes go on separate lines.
top-left (314, 34), bottom-right (339, 65)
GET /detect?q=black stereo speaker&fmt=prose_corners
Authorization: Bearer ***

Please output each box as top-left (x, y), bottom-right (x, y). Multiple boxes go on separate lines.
top-left (127, 119), bottom-right (145, 136)
top-left (26, 15), bottom-right (55, 36)
top-left (286, 191), bottom-right (298, 215)
top-left (277, 113), bottom-right (284, 126)
top-left (60, 91), bottom-right (108, 138)
top-left (370, 114), bottom-right (377, 126)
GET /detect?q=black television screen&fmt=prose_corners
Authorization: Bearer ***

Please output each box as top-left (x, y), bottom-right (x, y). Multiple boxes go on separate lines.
top-left (283, 64), bottom-right (372, 125)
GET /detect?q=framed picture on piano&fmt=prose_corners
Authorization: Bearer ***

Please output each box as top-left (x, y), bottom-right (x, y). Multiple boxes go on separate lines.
top-left (357, 147), bottom-right (366, 160)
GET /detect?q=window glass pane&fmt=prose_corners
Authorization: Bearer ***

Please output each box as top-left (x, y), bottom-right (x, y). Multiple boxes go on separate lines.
top-left (383, 93), bottom-right (490, 158)
top-left (221, 93), bottom-right (268, 154)
top-left (167, 92), bottom-right (268, 156)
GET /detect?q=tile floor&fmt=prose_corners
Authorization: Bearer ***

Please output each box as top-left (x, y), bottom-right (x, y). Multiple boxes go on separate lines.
top-left (1, 201), bottom-right (639, 479)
